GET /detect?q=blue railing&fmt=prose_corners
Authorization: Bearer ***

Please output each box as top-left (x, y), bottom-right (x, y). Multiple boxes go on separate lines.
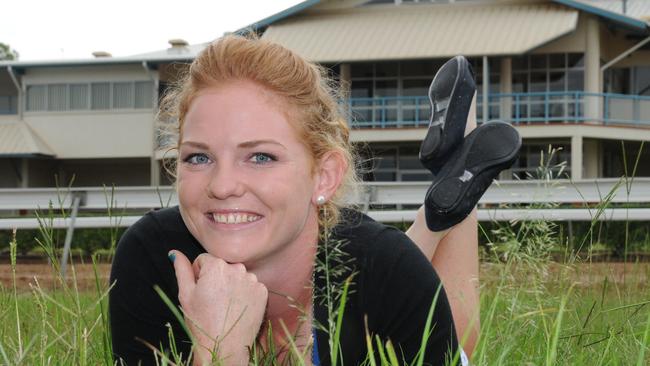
top-left (0, 96), bottom-right (17, 115)
top-left (348, 92), bottom-right (650, 128)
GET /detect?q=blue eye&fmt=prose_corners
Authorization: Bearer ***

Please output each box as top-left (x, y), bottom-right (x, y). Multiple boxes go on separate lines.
top-left (184, 153), bottom-right (210, 165)
top-left (250, 152), bottom-right (276, 164)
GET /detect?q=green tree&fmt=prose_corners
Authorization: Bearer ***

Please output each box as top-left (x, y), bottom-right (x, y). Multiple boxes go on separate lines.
top-left (0, 42), bottom-right (19, 60)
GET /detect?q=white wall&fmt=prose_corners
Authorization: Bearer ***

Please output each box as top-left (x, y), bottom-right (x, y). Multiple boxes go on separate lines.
top-left (18, 64), bottom-right (157, 159)
top-left (24, 111), bottom-right (154, 158)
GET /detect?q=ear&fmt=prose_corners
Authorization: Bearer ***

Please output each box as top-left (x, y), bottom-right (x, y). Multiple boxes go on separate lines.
top-left (312, 151), bottom-right (347, 205)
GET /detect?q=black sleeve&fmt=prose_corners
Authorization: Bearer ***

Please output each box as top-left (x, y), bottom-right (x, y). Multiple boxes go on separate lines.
top-left (362, 227), bottom-right (459, 366)
top-left (109, 211), bottom-right (196, 365)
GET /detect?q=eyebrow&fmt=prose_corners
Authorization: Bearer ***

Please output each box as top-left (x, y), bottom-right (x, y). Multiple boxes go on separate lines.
top-left (179, 141), bottom-right (209, 149)
top-left (179, 140), bottom-right (286, 150)
top-left (238, 139), bottom-right (287, 150)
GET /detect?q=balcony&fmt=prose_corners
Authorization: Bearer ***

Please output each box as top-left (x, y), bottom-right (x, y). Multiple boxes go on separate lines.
top-left (348, 92), bottom-right (650, 128)
top-left (0, 96), bottom-right (17, 115)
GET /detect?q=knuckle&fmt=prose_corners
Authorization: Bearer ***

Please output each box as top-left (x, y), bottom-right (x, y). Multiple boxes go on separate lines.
top-left (247, 273), bottom-right (258, 283)
top-left (231, 263), bottom-right (247, 273)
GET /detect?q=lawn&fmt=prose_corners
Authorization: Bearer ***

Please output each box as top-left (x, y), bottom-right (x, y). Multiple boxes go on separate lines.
top-left (1, 259), bottom-right (648, 365)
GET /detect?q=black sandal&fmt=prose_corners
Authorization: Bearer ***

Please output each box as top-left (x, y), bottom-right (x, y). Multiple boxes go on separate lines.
top-left (419, 55), bottom-right (476, 175)
top-left (423, 121), bottom-right (521, 232)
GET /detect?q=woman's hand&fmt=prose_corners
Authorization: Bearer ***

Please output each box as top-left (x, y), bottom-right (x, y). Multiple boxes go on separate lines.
top-left (170, 251), bottom-right (268, 365)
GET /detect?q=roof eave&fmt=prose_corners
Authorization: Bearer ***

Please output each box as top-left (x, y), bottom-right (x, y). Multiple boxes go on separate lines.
top-left (552, 0), bottom-right (649, 33)
top-left (0, 56), bottom-right (195, 69)
top-left (234, 0), bottom-right (321, 34)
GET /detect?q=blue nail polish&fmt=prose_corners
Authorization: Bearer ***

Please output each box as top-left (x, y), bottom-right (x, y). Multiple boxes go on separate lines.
top-left (168, 252), bottom-right (176, 263)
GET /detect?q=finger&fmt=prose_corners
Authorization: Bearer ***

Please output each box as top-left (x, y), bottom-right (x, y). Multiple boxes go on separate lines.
top-left (246, 272), bottom-right (258, 283)
top-left (169, 250), bottom-right (196, 301)
top-left (192, 253), bottom-right (213, 279)
top-left (230, 262), bottom-right (247, 274)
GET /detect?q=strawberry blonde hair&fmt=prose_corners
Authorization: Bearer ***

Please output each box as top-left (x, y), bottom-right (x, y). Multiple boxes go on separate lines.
top-left (159, 34), bottom-right (360, 234)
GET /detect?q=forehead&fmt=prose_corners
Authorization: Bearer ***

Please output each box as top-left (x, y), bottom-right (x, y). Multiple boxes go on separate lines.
top-left (181, 80), bottom-right (303, 143)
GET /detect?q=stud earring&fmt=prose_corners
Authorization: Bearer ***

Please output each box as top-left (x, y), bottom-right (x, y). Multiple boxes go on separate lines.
top-left (316, 195), bottom-right (326, 205)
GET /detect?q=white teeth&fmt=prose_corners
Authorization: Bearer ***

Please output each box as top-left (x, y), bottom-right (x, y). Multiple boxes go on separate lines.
top-left (212, 213), bottom-right (260, 224)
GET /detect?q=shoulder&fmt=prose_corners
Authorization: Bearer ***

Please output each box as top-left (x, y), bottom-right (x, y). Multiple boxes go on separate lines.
top-left (333, 208), bottom-right (420, 266)
top-left (112, 206), bottom-right (204, 279)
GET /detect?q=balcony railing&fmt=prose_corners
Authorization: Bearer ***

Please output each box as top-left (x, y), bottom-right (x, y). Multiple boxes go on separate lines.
top-left (348, 92), bottom-right (650, 128)
top-left (0, 95), bottom-right (17, 115)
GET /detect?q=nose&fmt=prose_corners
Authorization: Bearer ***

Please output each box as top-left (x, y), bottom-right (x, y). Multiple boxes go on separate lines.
top-left (206, 160), bottom-right (246, 200)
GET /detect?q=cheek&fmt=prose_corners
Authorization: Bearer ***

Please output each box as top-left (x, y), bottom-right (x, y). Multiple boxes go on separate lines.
top-left (176, 170), bottom-right (206, 205)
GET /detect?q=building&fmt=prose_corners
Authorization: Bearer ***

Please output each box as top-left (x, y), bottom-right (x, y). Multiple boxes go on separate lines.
top-left (2, 0), bottom-right (650, 189)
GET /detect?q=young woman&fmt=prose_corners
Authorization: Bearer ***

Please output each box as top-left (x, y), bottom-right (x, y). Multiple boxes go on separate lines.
top-left (109, 35), bottom-right (519, 365)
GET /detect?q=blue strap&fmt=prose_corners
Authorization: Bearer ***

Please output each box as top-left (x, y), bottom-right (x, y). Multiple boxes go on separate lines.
top-left (312, 328), bottom-right (320, 365)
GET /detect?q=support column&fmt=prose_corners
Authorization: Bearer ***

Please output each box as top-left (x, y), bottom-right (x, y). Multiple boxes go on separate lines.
top-left (584, 16), bottom-right (601, 122)
top-left (500, 57), bottom-right (512, 122)
top-left (571, 135), bottom-right (583, 180)
top-left (150, 158), bottom-right (160, 186)
top-left (340, 63), bottom-right (351, 96)
top-left (482, 56), bottom-right (489, 123)
top-left (20, 158), bottom-right (28, 188)
top-left (583, 139), bottom-right (602, 178)
top-left (499, 57), bottom-right (513, 179)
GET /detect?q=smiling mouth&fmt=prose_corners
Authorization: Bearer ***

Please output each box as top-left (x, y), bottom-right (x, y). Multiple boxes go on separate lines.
top-left (209, 212), bottom-right (262, 224)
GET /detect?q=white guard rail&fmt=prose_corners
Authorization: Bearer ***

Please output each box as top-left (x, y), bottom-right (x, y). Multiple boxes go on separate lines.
top-left (3, 179), bottom-right (648, 276)
top-left (1, 178), bottom-right (649, 228)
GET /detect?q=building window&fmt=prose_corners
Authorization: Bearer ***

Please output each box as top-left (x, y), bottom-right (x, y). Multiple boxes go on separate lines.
top-left (510, 142), bottom-right (571, 180)
top-left (92, 83), bottom-right (111, 110)
top-left (367, 143), bottom-right (433, 182)
top-left (113, 82), bottom-right (134, 109)
top-left (47, 84), bottom-right (67, 111)
top-left (26, 85), bottom-right (47, 111)
top-left (25, 81), bottom-right (154, 112)
top-left (502, 53), bottom-right (585, 121)
top-left (69, 84), bottom-right (89, 110)
top-left (470, 57), bottom-right (501, 121)
top-left (135, 81), bottom-right (154, 108)
top-left (350, 60), bottom-right (448, 125)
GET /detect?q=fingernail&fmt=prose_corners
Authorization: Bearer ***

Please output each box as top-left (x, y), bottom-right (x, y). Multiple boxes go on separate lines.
top-left (168, 251), bottom-right (176, 263)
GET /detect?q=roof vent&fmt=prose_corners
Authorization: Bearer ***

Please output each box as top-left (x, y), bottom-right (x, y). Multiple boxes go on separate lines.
top-left (92, 51), bottom-right (112, 58)
top-left (168, 39), bottom-right (189, 48)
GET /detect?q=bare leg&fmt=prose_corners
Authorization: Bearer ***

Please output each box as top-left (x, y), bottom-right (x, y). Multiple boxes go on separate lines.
top-left (406, 92), bottom-right (480, 357)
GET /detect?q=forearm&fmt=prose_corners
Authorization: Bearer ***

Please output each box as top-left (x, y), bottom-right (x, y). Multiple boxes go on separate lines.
top-left (192, 334), bottom-right (251, 366)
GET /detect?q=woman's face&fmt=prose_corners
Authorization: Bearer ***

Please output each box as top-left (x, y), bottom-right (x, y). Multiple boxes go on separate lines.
top-left (177, 80), bottom-right (320, 269)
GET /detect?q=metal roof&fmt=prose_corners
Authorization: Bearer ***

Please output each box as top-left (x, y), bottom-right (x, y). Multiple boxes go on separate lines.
top-left (553, 0), bottom-right (649, 31)
top-left (0, 122), bottom-right (55, 157)
top-left (262, 2), bottom-right (579, 62)
top-left (569, 0), bottom-right (650, 21)
top-left (0, 44), bottom-right (203, 69)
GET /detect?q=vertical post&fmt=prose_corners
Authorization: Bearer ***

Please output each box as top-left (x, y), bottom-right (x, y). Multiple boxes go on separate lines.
top-left (584, 16), bottom-right (601, 122)
top-left (20, 158), bottom-right (28, 188)
top-left (500, 57), bottom-right (512, 122)
top-left (60, 195), bottom-right (81, 277)
top-left (145, 61), bottom-right (161, 187)
top-left (571, 135), bottom-right (583, 180)
top-left (482, 56), bottom-right (489, 123)
top-left (340, 63), bottom-right (352, 126)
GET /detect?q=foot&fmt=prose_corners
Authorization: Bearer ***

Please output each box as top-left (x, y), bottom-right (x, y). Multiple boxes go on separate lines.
top-left (423, 121), bottom-right (521, 232)
top-left (419, 56), bottom-right (476, 175)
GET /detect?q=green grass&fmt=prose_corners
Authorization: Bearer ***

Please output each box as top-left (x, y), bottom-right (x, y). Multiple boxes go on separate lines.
top-left (1, 257), bottom-right (648, 364)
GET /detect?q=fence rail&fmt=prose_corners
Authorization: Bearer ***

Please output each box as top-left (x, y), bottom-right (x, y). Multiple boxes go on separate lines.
top-left (3, 179), bottom-right (647, 275)
top-left (1, 179), bottom-right (649, 229)
top-left (348, 92), bottom-right (650, 128)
